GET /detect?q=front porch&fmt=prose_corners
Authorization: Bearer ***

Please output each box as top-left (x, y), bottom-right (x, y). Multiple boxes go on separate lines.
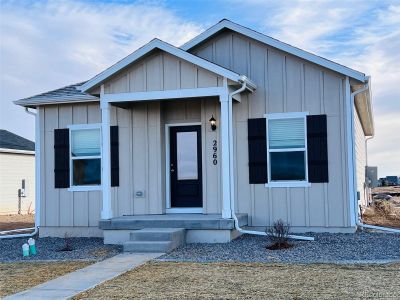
top-left (101, 213), bottom-right (248, 245)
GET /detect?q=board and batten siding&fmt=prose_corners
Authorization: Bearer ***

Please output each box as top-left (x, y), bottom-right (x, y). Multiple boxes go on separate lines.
top-left (40, 103), bottom-right (102, 228)
top-left (104, 51), bottom-right (223, 94)
top-left (191, 31), bottom-right (351, 229)
top-left (39, 102), bottom-right (161, 228)
top-left (354, 109), bottom-right (367, 206)
top-left (39, 98), bottom-right (222, 229)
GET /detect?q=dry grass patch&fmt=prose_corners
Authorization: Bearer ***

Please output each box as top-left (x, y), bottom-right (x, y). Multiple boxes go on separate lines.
top-left (363, 200), bottom-right (400, 228)
top-left (0, 261), bottom-right (90, 298)
top-left (75, 262), bottom-right (400, 300)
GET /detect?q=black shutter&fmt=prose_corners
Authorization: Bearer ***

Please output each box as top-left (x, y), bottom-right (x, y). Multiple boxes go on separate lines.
top-left (248, 118), bottom-right (268, 184)
top-left (307, 115), bottom-right (329, 183)
top-left (54, 129), bottom-right (70, 188)
top-left (110, 126), bottom-right (119, 187)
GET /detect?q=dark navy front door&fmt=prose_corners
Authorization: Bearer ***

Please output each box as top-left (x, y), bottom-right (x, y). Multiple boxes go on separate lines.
top-left (170, 125), bottom-right (202, 208)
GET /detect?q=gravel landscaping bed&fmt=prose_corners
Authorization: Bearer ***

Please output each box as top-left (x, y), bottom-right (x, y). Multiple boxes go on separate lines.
top-left (0, 237), bottom-right (121, 262)
top-left (159, 232), bottom-right (400, 264)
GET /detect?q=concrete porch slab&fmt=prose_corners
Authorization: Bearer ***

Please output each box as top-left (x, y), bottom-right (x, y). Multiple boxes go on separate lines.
top-left (99, 213), bottom-right (248, 230)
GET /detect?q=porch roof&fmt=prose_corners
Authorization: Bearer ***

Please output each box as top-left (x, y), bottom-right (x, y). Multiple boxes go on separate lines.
top-left (14, 82), bottom-right (99, 108)
top-left (80, 39), bottom-right (256, 93)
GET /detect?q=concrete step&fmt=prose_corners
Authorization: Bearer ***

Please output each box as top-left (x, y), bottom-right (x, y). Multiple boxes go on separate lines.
top-left (130, 228), bottom-right (185, 242)
top-left (123, 240), bottom-right (177, 252)
top-left (123, 228), bottom-right (186, 252)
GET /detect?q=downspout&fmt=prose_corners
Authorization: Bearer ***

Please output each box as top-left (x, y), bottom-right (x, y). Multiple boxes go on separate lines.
top-left (0, 107), bottom-right (40, 239)
top-left (348, 77), bottom-right (400, 233)
top-left (228, 78), bottom-right (314, 241)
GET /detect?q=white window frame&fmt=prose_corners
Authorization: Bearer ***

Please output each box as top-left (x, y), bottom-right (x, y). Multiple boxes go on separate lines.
top-left (67, 123), bottom-right (102, 192)
top-left (264, 112), bottom-right (311, 188)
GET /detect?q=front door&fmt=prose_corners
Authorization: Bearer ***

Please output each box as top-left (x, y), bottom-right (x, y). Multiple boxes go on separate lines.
top-left (170, 125), bottom-right (202, 208)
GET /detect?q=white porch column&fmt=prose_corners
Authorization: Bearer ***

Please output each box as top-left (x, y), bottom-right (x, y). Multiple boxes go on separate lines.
top-left (219, 92), bottom-right (232, 219)
top-left (100, 86), bottom-right (113, 219)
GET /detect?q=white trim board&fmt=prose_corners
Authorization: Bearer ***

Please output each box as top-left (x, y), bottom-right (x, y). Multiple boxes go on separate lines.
top-left (181, 19), bottom-right (367, 83)
top-left (81, 39), bottom-right (254, 92)
top-left (103, 87), bottom-right (229, 103)
top-left (165, 122), bottom-right (204, 213)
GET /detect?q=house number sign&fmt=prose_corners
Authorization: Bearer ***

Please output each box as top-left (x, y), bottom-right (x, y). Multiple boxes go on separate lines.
top-left (212, 140), bottom-right (218, 165)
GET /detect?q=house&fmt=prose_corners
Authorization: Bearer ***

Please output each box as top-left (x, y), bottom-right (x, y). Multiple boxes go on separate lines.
top-left (0, 130), bottom-right (35, 215)
top-left (14, 20), bottom-right (374, 243)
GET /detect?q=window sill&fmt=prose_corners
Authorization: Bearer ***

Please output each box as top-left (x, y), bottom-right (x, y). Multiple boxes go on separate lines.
top-left (265, 182), bottom-right (311, 188)
top-left (68, 185), bottom-right (102, 192)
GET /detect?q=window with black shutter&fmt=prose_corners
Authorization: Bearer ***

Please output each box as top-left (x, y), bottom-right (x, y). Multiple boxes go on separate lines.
top-left (248, 118), bottom-right (268, 183)
top-left (110, 126), bottom-right (119, 187)
top-left (307, 115), bottom-right (329, 183)
top-left (248, 113), bottom-right (329, 187)
top-left (54, 129), bottom-right (70, 188)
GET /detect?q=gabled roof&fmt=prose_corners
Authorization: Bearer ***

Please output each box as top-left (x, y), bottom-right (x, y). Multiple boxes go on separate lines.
top-left (14, 82), bottom-right (99, 108)
top-left (0, 130), bottom-right (35, 152)
top-left (181, 19), bottom-right (367, 83)
top-left (81, 38), bottom-right (256, 92)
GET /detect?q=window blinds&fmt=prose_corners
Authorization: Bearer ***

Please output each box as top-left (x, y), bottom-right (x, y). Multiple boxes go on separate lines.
top-left (268, 118), bottom-right (305, 149)
top-left (71, 129), bottom-right (101, 156)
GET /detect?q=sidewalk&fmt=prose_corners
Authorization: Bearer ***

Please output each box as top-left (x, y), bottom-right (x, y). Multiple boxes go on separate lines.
top-left (5, 252), bottom-right (163, 300)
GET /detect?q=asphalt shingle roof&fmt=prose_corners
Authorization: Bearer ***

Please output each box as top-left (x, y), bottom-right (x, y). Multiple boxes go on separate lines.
top-left (0, 130), bottom-right (35, 151)
top-left (14, 81), bottom-right (99, 108)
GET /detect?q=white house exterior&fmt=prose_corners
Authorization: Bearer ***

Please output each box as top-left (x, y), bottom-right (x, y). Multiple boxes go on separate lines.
top-left (14, 20), bottom-right (373, 241)
top-left (0, 130), bottom-right (35, 215)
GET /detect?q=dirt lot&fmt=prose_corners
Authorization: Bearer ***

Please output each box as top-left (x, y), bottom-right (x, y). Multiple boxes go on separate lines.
top-left (75, 262), bottom-right (400, 300)
top-left (0, 214), bottom-right (34, 231)
top-left (0, 261), bottom-right (90, 298)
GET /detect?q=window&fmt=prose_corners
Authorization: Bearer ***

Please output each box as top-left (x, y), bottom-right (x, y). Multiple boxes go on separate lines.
top-left (266, 113), bottom-right (309, 187)
top-left (69, 125), bottom-right (101, 188)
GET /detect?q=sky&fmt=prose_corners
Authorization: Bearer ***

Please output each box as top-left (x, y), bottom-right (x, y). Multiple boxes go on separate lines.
top-left (0, 0), bottom-right (399, 177)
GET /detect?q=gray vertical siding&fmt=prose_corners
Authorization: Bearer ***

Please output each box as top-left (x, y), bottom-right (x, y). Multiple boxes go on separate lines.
top-left (40, 97), bottom-right (222, 228)
top-left (104, 51), bottom-right (222, 94)
top-left (191, 31), bottom-right (351, 229)
top-left (40, 103), bottom-right (103, 227)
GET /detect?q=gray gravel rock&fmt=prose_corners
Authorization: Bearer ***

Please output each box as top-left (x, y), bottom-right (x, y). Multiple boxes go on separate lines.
top-left (0, 237), bottom-right (121, 262)
top-left (158, 233), bottom-right (400, 264)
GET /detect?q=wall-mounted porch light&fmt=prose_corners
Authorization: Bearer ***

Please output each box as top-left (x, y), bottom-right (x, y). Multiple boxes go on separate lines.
top-left (209, 115), bottom-right (217, 131)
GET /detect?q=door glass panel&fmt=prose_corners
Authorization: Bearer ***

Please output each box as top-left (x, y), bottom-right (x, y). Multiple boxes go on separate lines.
top-left (177, 131), bottom-right (198, 180)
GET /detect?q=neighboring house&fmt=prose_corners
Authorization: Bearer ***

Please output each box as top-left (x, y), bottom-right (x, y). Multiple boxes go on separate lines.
top-left (386, 176), bottom-right (399, 186)
top-left (365, 166), bottom-right (378, 188)
top-left (0, 130), bottom-right (35, 215)
top-left (14, 20), bottom-right (374, 242)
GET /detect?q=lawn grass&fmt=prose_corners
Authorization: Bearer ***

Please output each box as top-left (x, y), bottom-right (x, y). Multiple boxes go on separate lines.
top-left (75, 262), bottom-right (400, 299)
top-left (0, 261), bottom-right (90, 298)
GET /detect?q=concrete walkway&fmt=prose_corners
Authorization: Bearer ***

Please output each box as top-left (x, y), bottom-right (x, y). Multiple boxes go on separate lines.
top-left (5, 252), bottom-right (163, 300)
